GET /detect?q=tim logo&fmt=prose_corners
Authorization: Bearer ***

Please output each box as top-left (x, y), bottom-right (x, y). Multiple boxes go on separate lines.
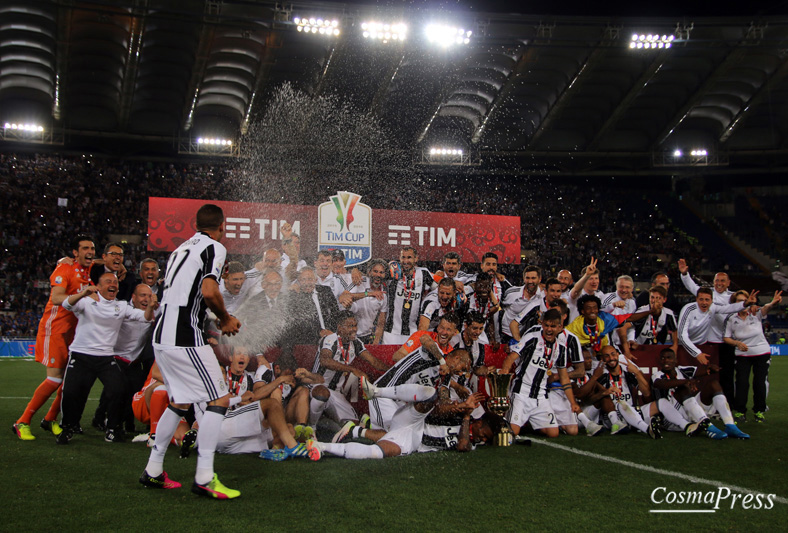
top-left (318, 191), bottom-right (372, 266)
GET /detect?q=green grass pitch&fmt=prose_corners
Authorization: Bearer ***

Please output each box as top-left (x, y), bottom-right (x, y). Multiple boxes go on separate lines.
top-left (3, 358), bottom-right (787, 531)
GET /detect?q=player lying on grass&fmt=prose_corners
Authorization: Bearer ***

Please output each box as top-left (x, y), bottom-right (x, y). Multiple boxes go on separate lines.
top-left (370, 314), bottom-right (462, 431)
top-left (651, 348), bottom-right (750, 440)
top-left (306, 356), bottom-right (482, 460)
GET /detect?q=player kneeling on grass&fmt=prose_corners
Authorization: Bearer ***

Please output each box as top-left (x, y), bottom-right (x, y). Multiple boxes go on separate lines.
top-left (651, 348), bottom-right (749, 440)
top-left (500, 309), bottom-right (581, 438)
top-left (307, 353), bottom-right (473, 460)
top-left (192, 347), bottom-right (313, 459)
top-left (594, 346), bottom-right (663, 439)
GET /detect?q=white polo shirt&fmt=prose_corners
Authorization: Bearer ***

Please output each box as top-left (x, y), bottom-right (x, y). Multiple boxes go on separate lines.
top-left (63, 293), bottom-right (151, 357)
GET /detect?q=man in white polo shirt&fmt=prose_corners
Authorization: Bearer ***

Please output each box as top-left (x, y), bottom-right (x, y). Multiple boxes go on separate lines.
top-left (58, 273), bottom-right (155, 444)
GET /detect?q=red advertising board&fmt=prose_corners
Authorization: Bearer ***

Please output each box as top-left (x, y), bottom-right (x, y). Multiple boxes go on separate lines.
top-left (148, 196), bottom-right (521, 264)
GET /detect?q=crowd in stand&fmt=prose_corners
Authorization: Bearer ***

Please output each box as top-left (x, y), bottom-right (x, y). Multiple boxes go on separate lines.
top-left (2, 152), bottom-right (762, 336)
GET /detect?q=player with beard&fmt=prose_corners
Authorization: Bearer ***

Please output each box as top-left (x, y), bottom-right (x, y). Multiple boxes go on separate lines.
top-left (466, 272), bottom-right (502, 347)
top-left (382, 247), bottom-right (435, 345)
top-left (450, 311), bottom-right (488, 381)
top-left (652, 348), bottom-right (749, 440)
top-left (502, 265), bottom-right (543, 345)
top-left (372, 314), bottom-right (460, 431)
top-left (501, 309), bottom-right (580, 437)
top-left (432, 251), bottom-right (472, 286)
top-left (595, 346), bottom-right (662, 438)
top-left (420, 278), bottom-right (466, 332)
top-left (509, 277), bottom-right (563, 343)
top-left (14, 235), bottom-right (94, 441)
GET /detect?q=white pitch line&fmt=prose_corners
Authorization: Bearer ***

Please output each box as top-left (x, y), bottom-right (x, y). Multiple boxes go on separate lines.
top-left (531, 438), bottom-right (788, 505)
top-left (0, 397), bottom-right (98, 400)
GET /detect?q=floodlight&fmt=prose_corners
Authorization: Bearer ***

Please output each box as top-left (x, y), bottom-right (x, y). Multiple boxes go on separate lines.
top-left (426, 24), bottom-right (472, 47)
top-left (630, 32), bottom-right (675, 50)
top-left (362, 21), bottom-right (407, 43)
top-left (673, 149), bottom-right (682, 157)
top-left (294, 16), bottom-right (341, 37)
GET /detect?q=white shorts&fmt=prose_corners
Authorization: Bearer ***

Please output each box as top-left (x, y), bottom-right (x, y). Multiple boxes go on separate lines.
top-left (369, 397), bottom-right (399, 432)
top-left (196, 402), bottom-right (272, 454)
top-left (323, 388), bottom-right (358, 423)
top-left (382, 332), bottom-right (410, 346)
top-left (154, 344), bottom-right (227, 404)
top-left (549, 389), bottom-right (578, 427)
top-left (506, 393), bottom-right (558, 430)
top-left (379, 403), bottom-right (430, 456)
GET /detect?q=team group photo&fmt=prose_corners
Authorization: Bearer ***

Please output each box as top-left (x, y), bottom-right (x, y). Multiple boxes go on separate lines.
top-left (2, 0), bottom-right (788, 530)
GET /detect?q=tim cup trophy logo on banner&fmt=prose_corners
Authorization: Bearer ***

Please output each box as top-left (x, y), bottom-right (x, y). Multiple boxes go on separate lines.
top-left (318, 191), bottom-right (372, 266)
top-left (486, 371), bottom-right (515, 446)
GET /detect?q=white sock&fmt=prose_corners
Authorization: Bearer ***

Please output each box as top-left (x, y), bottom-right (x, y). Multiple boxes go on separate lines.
top-left (658, 398), bottom-right (690, 428)
top-left (324, 442), bottom-right (384, 459)
top-left (145, 407), bottom-right (181, 477)
top-left (351, 426), bottom-right (368, 439)
top-left (308, 396), bottom-right (327, 427)
top-left (194, 409), bottom-right (224, 485)
top-left (682, 397), bottom-right (708, 423)
top-left (608, 411), bottom-right (624, 427)
top-left (577, 413), bottom-right (592, 428)
top-left (584, 405), bottom-right (600, 421)
top-left (617, 402), bottom-right (649, 432)
top-left (375, 384), bottom-right (435, 403)
top-left (712, 394), bottom-right (734, 425)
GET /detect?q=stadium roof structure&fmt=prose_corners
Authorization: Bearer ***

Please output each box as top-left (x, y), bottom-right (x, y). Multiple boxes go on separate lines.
top-left (2, 0), bottom-right (788, 175)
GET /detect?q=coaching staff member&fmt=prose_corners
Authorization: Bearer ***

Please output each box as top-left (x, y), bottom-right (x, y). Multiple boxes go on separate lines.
top-left (57, 273), bottom-right (156, 444)
top-left (139, 204), bottom-right (242, 499)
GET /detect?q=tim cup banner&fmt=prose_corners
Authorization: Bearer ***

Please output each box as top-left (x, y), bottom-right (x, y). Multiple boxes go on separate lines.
top-left (148, 195), bottom-right (520, 265)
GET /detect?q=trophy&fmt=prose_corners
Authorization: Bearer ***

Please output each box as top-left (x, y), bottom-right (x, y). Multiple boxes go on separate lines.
top-left (485, 371), bottom-right (515, 446)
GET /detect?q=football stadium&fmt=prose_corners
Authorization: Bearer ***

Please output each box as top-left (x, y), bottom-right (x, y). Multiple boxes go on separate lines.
top-left (2, 0), bottom-right (788, 530)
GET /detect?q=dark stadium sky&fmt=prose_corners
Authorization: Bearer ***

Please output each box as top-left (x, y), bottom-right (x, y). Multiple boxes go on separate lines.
top-left (336, 0), bottom-right (788, 17)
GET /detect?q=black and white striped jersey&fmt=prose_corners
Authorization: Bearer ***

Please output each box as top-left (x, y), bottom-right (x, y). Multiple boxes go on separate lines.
top-left (450, 332), bottom-right (485, 370)
top-left (631, 305), bottom-right (677, 345)
top-left (384, 267), bottom-right (435, 337)
top-left (510, 326), bottom-right (568, 400)
top-left (374, 350), bottom-right (440, 388)
top-left (651, 366), bottom-right (697, 407)
top-left (557, 328), bottom-right (583, 366)
top-left (153, 232), bottom-right (226, 347)
top-left (597, 369), bottom-right (639, 407)
top-left (312, 333), bottom-right (366, 391)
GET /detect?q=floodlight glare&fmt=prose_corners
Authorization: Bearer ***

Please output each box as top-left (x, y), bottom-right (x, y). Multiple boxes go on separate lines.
top-left (426, 24), bottom-right (472, 47)
top-left (361, 21), bottom-right (407, 43)
top-left (294, 16), bottom-right (340, 37)
top-left (3, 122), bottom-right (44, 133)
top-left (673, 150), bottom-right (682, 157)
top-left (630, 32), bottom-right (676, 51)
